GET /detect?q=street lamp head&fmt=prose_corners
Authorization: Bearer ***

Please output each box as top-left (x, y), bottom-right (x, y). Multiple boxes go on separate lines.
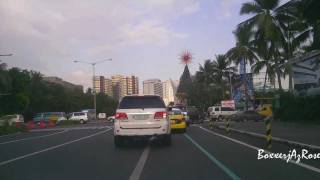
top-left (73, 60), bottom-right (79, 63)
top-left (0, 54), bottom-right (13, 57)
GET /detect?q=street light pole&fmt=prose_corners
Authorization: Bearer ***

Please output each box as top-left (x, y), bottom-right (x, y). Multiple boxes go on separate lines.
top-left (92, 63), bottom-right (96, 118)
top-left (229, 71), bottom-right (233, 100)
top-left (73, 58), bottom-right (112, 120)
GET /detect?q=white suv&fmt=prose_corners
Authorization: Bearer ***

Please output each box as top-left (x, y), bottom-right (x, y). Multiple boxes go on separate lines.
top-left (69, 112), bottom-right (88, 124)
top-left (113, 95), bottom-right (171, 147)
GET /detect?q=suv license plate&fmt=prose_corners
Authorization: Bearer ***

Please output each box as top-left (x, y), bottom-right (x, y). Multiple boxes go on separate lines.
top-left (133, 115), bottom-right (149, 120)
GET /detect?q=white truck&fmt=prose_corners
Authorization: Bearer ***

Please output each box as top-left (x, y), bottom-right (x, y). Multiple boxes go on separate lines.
top-left (208, 106), bottom-right (237, 121)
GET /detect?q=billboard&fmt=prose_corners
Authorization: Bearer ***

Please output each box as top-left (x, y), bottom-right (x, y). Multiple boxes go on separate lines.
top-left (292, 51), bottom-right (320, 91)
top-left (232, 73), bottom-right (255, 108)
top-left (221, 100), bottom-right (235, 109)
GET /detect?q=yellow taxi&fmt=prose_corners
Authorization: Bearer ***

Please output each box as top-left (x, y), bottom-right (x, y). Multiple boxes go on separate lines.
top-left (168, 108), bottom-right (187, 132)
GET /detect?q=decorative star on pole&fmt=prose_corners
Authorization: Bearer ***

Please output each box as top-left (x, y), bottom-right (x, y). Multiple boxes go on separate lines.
top-left (180, 50), bottom-right (192, 65)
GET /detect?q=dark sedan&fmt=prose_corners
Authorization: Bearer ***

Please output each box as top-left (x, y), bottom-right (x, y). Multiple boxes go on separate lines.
top-left (231, 110), bottom-right (264, 122)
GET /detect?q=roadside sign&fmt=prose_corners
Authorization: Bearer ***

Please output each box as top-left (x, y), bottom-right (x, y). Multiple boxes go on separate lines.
top-left (221, 100), bottom-right (235, 109)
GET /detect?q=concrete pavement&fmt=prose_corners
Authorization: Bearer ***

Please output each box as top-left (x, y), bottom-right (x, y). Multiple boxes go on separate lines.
top-left (0, 123), bottom-right (320, 180)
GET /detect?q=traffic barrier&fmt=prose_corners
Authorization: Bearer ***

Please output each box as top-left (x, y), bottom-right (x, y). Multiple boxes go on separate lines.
top-left (48, 120), bottom-right (55, 128)
top-left (39, 120), bottom-right (46, 129)
top-left (225, 117), bottom-right (230, 134)
top-left (265, 116), bottom-right (272, 149)
top-left (15, 122), bottom-right (21, 128)
top-left (27, 121), bottom-right (35, 130)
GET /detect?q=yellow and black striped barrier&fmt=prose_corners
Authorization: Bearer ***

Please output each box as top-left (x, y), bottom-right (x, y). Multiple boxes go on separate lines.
top-left (265, 116), bottom-right (272, 149)
top-left (225, 117), bottom-right (230, 134)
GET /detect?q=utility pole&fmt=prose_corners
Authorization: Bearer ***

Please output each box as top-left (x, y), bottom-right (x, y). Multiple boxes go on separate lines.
top-left (74, 58), bottom-right (112, 120)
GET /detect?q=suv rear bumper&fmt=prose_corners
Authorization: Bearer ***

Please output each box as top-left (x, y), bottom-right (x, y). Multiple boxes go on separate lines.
top-left (114, 125), bottom-right (170, 136)
top-left (114, 127), bottom-right (170, 136)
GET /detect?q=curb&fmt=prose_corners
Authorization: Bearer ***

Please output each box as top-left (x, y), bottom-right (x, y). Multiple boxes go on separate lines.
top-left (211, 124), bottom-right (320, 151)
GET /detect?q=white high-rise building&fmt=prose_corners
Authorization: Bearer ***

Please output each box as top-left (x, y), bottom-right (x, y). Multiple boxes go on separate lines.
top-left (162, 79), bottom-right (178, 105)
top-left (143, 79), bottom-right (163, 97)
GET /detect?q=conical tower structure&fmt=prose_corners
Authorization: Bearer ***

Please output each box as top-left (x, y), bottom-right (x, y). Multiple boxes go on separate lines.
top-left (176, 50), bottom-right (193, 105)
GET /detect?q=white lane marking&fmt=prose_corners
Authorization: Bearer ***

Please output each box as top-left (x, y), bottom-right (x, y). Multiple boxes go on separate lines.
top-left (184, 134), bottom-right (241, 180)
top-left (129, 146), bottom-right (150, 180)
top-left (30, 126), bottom-right (112, 132)
top-left (0, 128), bottom-right (111, 166)
top-left (0, 130), bottom-right (68, 145)
top-left (198, 126), bottom-right (320, 174)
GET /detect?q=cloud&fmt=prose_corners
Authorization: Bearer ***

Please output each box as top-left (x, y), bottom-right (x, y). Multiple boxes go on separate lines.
top-left (119, 20), bottom-right (187, 46)
top-left (213, 0), bottom-right (243, 20)
top-left (0, 0), bottom-right (200, 87)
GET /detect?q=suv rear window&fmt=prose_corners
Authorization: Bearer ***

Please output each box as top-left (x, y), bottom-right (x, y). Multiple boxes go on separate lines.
top-left (221, 107), bottom-right (234, 111)
top-left (119, 96), bottom-right (165, 109)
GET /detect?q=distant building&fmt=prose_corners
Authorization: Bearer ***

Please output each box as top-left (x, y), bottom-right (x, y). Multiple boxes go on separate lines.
top-left (91, 74), bottom-right (140, 100)
top-left (143, 79), bottom-right (163, 97)
top-left (111, 75), bottom-right (126, 100)
top-left (93, 76), bottom-right (105, 93)
top-left (109, 74), bottom-right (139, 100)
top-left (162, 79), bottom-right (179, 105)
top-left (43, 76), bottom-right (83, 92)
top-left (104, 78), bottom-right (113, 97)
top-left (126, 76), bottom-right (139, 95)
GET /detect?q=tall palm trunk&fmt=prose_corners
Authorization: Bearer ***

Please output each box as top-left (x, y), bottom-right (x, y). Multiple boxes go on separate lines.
top-left (288, 67), bottom-right (293, 93)
top-left (263, 71), bottom-right (268, 92)
top-left (276, 70), bottom-right (283, 91)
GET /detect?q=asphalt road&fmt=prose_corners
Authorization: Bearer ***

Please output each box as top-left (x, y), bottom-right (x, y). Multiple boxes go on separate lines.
top-left (0, 123), bottom-right (320, 180)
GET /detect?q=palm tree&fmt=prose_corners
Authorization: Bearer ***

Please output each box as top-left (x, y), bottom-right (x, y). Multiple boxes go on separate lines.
top-left (226, 25), bottom-right (258, 69)
top-left (212, 54), bottom-right (237, 99)
top-left (239, 0), bottom-right (316, 92)
top-left (196, 59), bottom-right (215, 86)
top-left (212, 54), bottom-right (236, 80)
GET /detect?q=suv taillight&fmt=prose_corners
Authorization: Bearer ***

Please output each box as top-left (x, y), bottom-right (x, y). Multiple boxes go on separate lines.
top-left (115, 112), bottom-right (128, 120)
top-left (154, 112), bottom-right (167, 119)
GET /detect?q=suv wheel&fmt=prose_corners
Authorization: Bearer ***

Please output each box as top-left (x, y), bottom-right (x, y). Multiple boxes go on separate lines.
top-left (162, 134), bottom-right (171, 146)
top-left (114, 136), bottom-right (124, 147)
top-left (80, 119), bottom-right (84, 124)
top-left (218, 116), bottom-right (223, 121)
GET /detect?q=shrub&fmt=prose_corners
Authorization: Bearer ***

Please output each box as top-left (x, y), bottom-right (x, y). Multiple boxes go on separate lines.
top-left (274, 92), bottom-right (320, 123)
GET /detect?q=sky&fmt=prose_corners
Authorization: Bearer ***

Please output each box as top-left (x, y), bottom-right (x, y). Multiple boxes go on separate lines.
top-left (0, 0), bottom-right (254, 89)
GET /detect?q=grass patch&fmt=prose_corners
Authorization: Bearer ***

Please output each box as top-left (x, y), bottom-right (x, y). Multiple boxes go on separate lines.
top-left (0, 123), bottom-right (28, 136)
top-left (57, 120), bottom-right (81, 127)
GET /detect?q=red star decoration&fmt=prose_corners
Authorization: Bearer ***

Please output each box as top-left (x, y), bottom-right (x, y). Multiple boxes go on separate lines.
top-left (180, 50), bottom-right (192, 65)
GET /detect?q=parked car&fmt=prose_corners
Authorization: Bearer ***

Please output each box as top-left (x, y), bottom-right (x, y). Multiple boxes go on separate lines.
top-left (209, 106), bottom-right (237, 121)
top-left (113, 95), bottom-right (171, 147)
top-left (98, 113), bottom-right (106, 120)
top-left (168, 108), bottom-right (187, 132)
top-left (231, 110), bottom-right (264, 122)
top-left (0, 114), bottom-right (24, 126)
top-left (68, 112), bottom-right (88, 124)
top-left (82, 109), bottom-right (96, 121)
top-left (33, 112), bottom-right (66, 123)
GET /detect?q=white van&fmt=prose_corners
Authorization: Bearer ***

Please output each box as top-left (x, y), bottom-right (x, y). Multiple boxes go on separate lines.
top-left (208, 106), bottom-right (237, 121)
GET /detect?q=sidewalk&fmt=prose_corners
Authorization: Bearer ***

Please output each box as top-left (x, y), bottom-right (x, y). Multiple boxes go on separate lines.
top-left (210, 120), bottom-right (320, 148)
